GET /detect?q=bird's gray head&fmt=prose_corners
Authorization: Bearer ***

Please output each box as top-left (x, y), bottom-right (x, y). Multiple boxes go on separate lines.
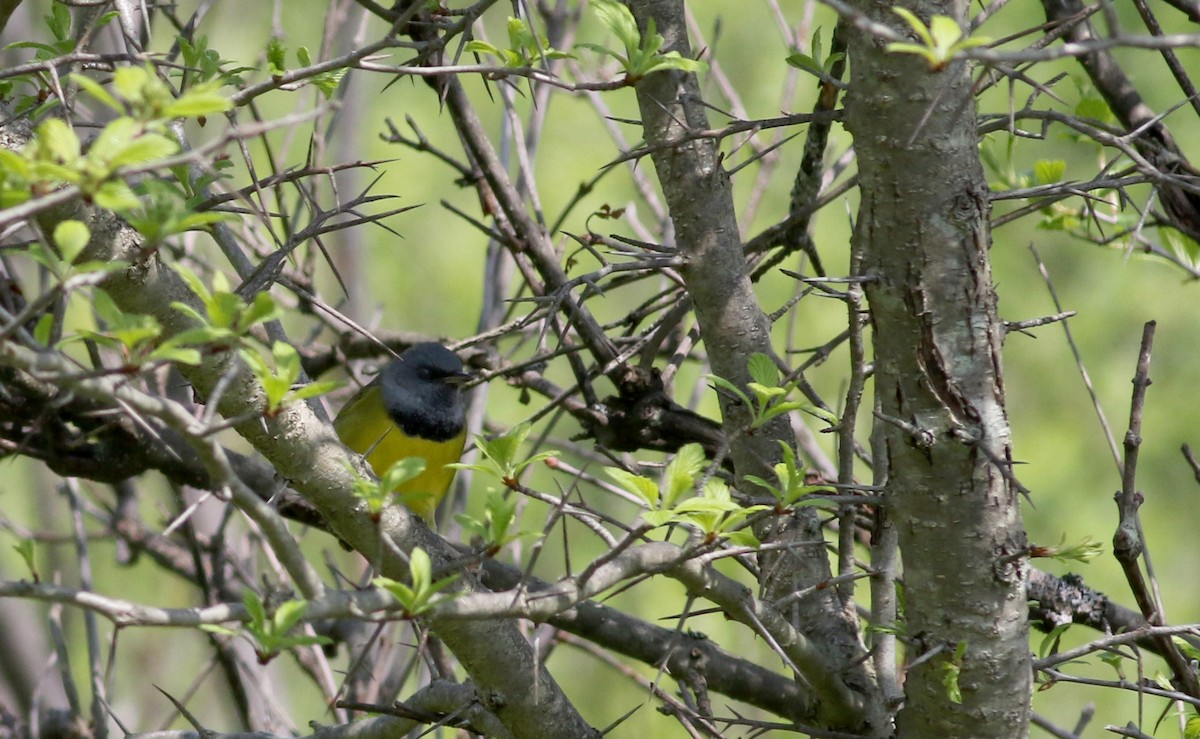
top-left (380, 342), bottom-right (469, 441)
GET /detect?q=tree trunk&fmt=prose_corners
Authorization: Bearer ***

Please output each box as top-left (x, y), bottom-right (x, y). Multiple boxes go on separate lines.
top-left (844, 0), bottom-right (1032, 734)
top-left (625, 0), bottom-right (882, 731)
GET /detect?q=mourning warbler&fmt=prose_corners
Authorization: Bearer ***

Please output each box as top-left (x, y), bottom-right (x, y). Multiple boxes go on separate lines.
top-left (334, 342), bottom-right (469, 522)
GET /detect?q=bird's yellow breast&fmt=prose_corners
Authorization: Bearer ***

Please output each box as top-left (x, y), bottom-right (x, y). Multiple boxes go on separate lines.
top-left (334, 384), bottom-right (466, 522)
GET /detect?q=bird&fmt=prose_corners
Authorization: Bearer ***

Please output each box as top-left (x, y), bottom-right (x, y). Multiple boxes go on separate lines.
top-left (334, 342), bottom-right (469, 522)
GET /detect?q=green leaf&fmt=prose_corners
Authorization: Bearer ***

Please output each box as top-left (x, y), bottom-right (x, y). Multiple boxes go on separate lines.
top-left (1186, 715), bottom-right (1200, 739)
top-left (756, 400), bottom-right (805, 426)
top-left (163, 86), bottom-right (233, 117)
top-left (785, 52), bottom-right (821, 73)
top-left (746, 352), bottom-right (779, 386)
top-left (1038, 623), bottom-right (1070, 658)
top-left (723, 528), bottom-right (761, 547)
top-left (640, 509), bottom-right (675, 528)
top-left (147, 343), bottom-right (202, 366)
top-left (174, 263), bottom-right (211, 304)
top-left (46, 3), bottom-right (71, 40)
top-left (286, 381), bottom-right (343, 402)
top-left (106, 132), bottom-right (178, 168)
top-left (243, 590), bottom-right (266, 625)
top-left (241, 347), bottom-right (286, 408)
top-left (92, 180), bottom-right (141, 211)
top-left (928, 15), bottom-right (965, 55)
top-left (310, 68), bottom-right (346, 100)
top-left (479, 421), bottom-right (531, 471)
top-left (591, 0), bottom-right (641, 52)
top-left (373, 547), bottom-right (459, 617)
top-left (266, 38), bottom-right (287, 76)
top-left (607, 467), bottom-right (660, 507)
top-left (455, 421), bottom-right (556, 482)
top-left (70, 74), bottom-right (122, 112)
top-left (112, 66), bottom-right (149, 103)
top-left (706, 374), bottom-right (751, 409)
top-left (585, 0), bottom-right (706, 79)
top-left (887, 9), bottom-right (990, 70)
top-left (85, 117), bottom-right (139, 167)
top-left (37, 119), bottom-right (81, 163)
top-left (409, 547), bottom-right (432, 586)
top-left (892, 7), bottom-right (934, 47)
top-left (33, 314), bottom-right (55, 347)
top-left (12, 538), bottom-right (37, 580)
top-left (53, 220), bottom-right (90, 265)
top-left (743, 473), bottom-right (781, 500)
top-left (272, 599), bottom-right (308, 634)
top-left (941, 641), bottom-right (967, 704)
top-left (663, 442), bottom-right (705, 508)
top-left (466, 40), bottom-right (506, 59)
top-left (1033, 159), bottom-right (1066, 185)
top-left (381, 457), bottom-right (426, 493)
top-left (456, 489), bottom-right (527, 550)
top-left (237, 291), bottom-right (280, 332)
top-left (1075, 96), bottom-right (1114, 123)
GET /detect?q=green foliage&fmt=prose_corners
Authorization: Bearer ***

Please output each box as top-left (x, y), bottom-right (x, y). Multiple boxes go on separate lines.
top-left (707, 353), bottom-right (825, 431)
top-left (785, 27), bottom-right (844, 78)
top-left (177, 36), bottom-right (250, 88)
top-left (940, 641), bottom-right (968, 704)
top-left (1, 65), bottom-right (230, 213)
top-left (579, 0), bottom-right (707, 81)
top-left (240, 342), bottom-right (342, 416)
top-left (45, 2), bottom-right (73, 43)
top-left (657, 478), bottom-right (765, 546)
top-left (73, 290), bottom-right (202, 367)
top-left (92, 65), bottom-right (232, 121)
top-left (744, 441), bottom-right (831, 509)
top-left (865, 621), bottom-right (906, 638)
top-left (1099, 649), bottom-right (1125, 680)
top-left (887, 9), bottom-right (991, 71)
top-left (5, 3), bottom-right (81, 60)
top-left (450, 421), bottom-right (557, 485)
top-left (373, 548), bottom-right (460, 618)
top-left (202, 591), bottom-right (331, 664)
top-left (25, 219), bottom-right (126, 280)
top-left (981, 138), bottom-right (1089, 234)
top-left (1037, 623), bottom-right (1071, 658)
top-left (1071, 76), bottom-right (1117, 125)
top-left (265, 39), bottom-right (345, 98)
top-left (350, 457), bottom-right (427, 517)
top-left (1186, 714), bottom-right (1200, 739)
top-left (1163, 229), bottom-right (1200, 272)
top-left (295, 47), bottom-right (347, 100)
top-left (171, 267), bottom-right (282, 349)
top-left (1032, 159), bottom-right (1066, 186)
top-left (18, 117), bottom-right (150, 208)
top-left (466, 17), bottom-right (574, 68)
top-left (1032, 534), bottom-right (1103, 564)
top-left (456, 490), bottom-right (531, 552)
top-left (606, 443), bottom-right (766, 543)
top-left (52, 220), bottom-right (89, 266)
top-left (122, 179), bottom-right (232, 247)
top-left (12, 538), bottom-right (38, 582)
top-left (266, 38), bottom-right (287, 78)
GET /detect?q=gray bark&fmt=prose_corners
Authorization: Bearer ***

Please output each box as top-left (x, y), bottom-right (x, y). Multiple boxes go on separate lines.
top-left (843, 0), bottom-right (1032, 734)
top-left (625, 0), bottom-right (883, 732)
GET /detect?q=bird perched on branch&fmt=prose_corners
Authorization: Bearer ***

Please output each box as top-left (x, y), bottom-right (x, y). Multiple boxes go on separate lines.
top-left (334, 342), bottom-right (469, 522)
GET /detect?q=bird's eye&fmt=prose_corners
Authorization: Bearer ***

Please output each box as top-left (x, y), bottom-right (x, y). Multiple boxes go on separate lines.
top-left (416, 367), bottom-right (432, 381)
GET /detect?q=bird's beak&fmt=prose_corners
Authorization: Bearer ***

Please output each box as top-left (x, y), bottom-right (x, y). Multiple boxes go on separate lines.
top-left (445, 370), bottom-right (472, 387)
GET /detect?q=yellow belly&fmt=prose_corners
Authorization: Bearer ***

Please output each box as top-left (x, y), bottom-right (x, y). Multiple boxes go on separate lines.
top-left (334, 385), bottom-right (466, 522)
